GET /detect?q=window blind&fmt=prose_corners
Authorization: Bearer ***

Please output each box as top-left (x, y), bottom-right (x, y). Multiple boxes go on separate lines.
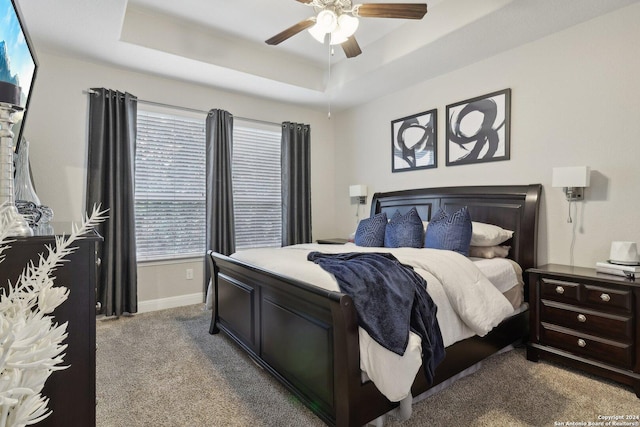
top-left (232, 123), bottom-right (282, 251)
top-left (135, 110), bottom-right (206, 261)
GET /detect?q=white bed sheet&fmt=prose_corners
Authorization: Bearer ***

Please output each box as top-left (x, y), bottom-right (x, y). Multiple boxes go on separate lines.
top-left (472, 257), bottom-right (523, 294)
top-left (228, 243), bottom-right (518, 402)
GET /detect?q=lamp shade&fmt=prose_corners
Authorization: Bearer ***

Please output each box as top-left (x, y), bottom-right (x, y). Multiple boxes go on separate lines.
top-left (308, 22), bottom-right (327, 43)
top-left (338, 14), bottom-right (359, 37)
top-left (552, 166), bottom-right (590, 188)
top-left (330, 15), bottom-right (359, 45)
top-left (316, 10), bottom-right (338, 33)
top-left (330, 32), bottom-right (349, 45)
top-left (349, 184), bottom-right (367, 197)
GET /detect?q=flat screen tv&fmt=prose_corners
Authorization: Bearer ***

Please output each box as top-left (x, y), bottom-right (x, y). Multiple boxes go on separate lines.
top-left (0, 0), bottom-right (38, 153)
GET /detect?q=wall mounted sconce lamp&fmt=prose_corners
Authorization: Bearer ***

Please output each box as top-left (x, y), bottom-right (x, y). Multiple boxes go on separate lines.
top-left (552, 166), bottom-right (590, 223)
top-left (552, 166), bottom-right (591, 201)
top-left (349, 184), bottom-right (368, 205)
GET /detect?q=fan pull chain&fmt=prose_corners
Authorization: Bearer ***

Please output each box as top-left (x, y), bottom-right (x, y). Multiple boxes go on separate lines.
top-left (327, 43), bottom-right (333, 119)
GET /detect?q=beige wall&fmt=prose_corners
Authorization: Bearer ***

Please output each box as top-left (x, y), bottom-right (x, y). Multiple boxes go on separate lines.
top-left (333, 3), bottom-right (640, 268)
top-left (24, 52), bottom-right (336, 307)
top-left (22, 3), bottom-right (640, 308)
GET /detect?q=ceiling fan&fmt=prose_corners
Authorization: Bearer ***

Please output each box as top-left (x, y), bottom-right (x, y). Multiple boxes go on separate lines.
top-left (265, 1), bottom-right (428, 59)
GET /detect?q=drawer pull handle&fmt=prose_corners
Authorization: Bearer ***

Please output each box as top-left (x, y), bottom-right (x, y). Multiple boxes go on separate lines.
top-left (600, 293), bottom-right (611, 302)
top-left (577, 314), bottom-right (586, 323)
top-left (555, 286), bottom-right (565, 294)
top-left (577, 339), bottom-right (586, 348)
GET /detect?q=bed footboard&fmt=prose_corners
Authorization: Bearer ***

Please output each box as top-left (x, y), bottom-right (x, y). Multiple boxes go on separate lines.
top-left (208, 251), bottom-right (369, 426)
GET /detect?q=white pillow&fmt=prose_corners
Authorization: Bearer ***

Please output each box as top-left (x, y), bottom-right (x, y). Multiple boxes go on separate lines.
top-left (470, 222), bottom-right (513, 246)
top-left (469, 245), bottom-right (510, 259)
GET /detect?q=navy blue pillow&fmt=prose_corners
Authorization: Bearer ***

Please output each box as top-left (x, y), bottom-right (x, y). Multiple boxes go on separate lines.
top-left (424, 206), bottom-right (472, 256)
top-left (384, 207), bottom-right (424, 248)
top-left (354, 212), bottom-right (387, 247)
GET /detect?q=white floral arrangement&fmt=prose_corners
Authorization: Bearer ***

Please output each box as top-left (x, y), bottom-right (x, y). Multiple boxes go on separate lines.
top-left (0, 204), bottom-right (105, 427)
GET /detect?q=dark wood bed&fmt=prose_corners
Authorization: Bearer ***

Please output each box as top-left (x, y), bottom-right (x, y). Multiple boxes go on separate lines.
top-left (207, 184), bottom-right (542, 426)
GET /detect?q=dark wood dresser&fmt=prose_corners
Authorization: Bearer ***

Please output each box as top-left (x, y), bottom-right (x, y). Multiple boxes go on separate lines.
top-left (527, 264), bottom-right (640, 397)
top-left (0, 223), bottom-right (101, 426)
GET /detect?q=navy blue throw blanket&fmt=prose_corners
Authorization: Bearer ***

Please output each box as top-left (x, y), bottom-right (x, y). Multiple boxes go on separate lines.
top-left (307, 251), bottom-right (445, 385)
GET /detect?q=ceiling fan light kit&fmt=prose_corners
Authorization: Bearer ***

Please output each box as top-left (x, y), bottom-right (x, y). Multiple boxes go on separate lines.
top-left (309, 11), bottom-right (359, 45)
top-left (267, 1), bottom-right (428, 58)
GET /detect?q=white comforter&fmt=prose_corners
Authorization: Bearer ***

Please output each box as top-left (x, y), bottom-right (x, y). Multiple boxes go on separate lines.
top-left (230, 243), bottom-right (514, 402)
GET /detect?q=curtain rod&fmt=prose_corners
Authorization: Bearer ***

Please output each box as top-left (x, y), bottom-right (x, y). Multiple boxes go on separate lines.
top-left (83, 89), bottom-right (279, 127)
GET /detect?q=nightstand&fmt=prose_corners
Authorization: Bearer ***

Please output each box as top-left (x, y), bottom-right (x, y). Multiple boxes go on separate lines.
top-left (527, 264), bottom-right (640, 397)
top-left (316, 238), bottom-right (349, 244)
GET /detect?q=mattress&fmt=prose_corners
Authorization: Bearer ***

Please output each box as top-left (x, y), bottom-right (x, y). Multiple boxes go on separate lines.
top-left (472, 257), bottom-right (524, 308)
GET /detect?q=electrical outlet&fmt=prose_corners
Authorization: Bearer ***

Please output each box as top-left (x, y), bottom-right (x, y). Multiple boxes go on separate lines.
top-left (186, 268), bottom-right (194, 280)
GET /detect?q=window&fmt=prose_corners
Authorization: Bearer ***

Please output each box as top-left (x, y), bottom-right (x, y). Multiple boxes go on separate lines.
top-left (135, 110), bottom-right (206, 261)
top-left (232, 121), bottom-right (282, 251)
top-left (134, 110), bottom-right (281, 261)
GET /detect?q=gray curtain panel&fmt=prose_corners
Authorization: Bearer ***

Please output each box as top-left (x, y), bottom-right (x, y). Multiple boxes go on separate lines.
top-left (86, 88), bottom-right (138, 317)
top-left (204, 109), bottom-right (235, 292)
top-left (281, 122), bottom-right (312, 246)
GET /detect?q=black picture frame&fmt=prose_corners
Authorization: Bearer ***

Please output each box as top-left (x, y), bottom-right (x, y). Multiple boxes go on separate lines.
top-left (391, 108), bottom-right (437, 172)
top-left (445, 88), bottom-right (511, 166)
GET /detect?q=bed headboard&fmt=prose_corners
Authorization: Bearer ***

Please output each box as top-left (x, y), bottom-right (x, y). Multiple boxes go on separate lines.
top-left (370, 184), bottom-right (542, 273)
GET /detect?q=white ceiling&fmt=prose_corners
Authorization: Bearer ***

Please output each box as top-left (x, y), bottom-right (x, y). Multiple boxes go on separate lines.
top-left (16, 0), bottom-right (640, 111)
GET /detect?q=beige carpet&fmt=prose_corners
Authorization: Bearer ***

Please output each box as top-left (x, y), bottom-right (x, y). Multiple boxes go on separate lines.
top-left (96, 304), bottom-right (639, 426)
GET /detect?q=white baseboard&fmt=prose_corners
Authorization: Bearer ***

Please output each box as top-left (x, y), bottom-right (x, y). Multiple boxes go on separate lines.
top-left (137, 292), bottom-right (204, 314)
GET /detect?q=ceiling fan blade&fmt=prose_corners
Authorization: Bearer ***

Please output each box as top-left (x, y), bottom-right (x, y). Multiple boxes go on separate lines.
top-left (354, 3), bottom-right (428, 19)
top-left (342, 36), bottom-right (362, 58)
top-left (265, 18), bottom-right (316, 45)
top-left (296, 0), bottom-right (313, 3)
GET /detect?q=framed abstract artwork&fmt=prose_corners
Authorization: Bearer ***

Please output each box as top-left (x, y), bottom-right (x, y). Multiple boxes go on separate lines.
top-left (391, 109), bottom-right (437, 172)
top-left (446, 89), bottom-right (511, 166)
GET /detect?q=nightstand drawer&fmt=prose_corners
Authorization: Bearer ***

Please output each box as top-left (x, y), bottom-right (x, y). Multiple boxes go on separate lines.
top-left (584, 284), bottom-right (632, 312)
top-left (541, 323), bottom-right (633, 368)
top-left (540, 300), bottom-right (633, 341)
top-left (540, 278), bottom-right (580, 303)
